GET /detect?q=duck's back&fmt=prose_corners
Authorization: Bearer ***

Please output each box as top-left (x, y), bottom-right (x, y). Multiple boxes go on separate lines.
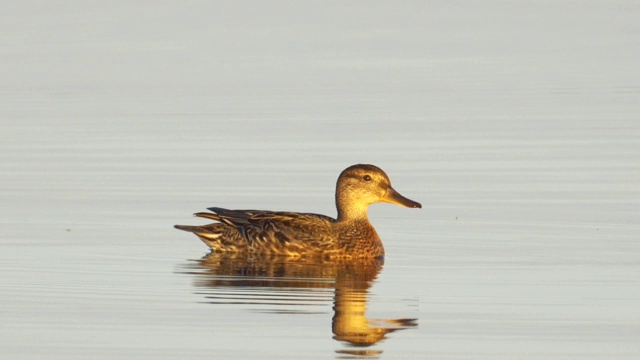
top-left (204, 208), bottom-right (338, 256)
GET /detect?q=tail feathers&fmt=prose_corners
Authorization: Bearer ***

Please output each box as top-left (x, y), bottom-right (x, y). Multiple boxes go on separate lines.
top-left (194, 212), bottom-right (222, 221)
top-left (174, 224), bottom-right (224, 241)
top-left (174, 222), bottom-right (244, 252)
top-left (174, 224), bottom-right (201, 233)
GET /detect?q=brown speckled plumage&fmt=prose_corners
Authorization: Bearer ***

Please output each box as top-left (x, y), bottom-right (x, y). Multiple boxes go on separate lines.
top-left (174, 164), bottom-right (421, 259)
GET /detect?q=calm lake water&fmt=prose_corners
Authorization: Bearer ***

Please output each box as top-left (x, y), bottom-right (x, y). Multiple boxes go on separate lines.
top-left (2, 2), bottom-right (639, 359)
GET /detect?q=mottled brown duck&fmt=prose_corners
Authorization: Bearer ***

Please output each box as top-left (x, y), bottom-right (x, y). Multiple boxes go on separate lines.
top-left (174, 164), bottom-right (421, 259)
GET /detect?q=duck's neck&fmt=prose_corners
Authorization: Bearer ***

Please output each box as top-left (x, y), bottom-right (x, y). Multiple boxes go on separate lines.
top-left (336, 197), bottom-right (369, 223)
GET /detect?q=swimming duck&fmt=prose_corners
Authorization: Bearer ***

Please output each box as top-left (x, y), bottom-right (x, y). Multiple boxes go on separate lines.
top-left (174, 164), bottom-right (421, 259)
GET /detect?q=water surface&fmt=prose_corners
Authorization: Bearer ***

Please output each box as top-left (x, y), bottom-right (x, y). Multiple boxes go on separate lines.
top-left (1, 2), bottom-right (639, 359)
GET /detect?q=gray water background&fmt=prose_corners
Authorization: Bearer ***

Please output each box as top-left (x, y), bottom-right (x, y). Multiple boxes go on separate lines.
top-left (1, 2), bottom-right (639, 359)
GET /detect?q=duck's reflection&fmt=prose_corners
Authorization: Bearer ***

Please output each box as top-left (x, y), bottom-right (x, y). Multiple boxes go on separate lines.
top-left (185, 253), bottom-right (417, 354)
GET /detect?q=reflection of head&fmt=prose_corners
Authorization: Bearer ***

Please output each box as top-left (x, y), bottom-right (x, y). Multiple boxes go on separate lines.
top-left (333, 327), bottom-right (391, 347)
top-left (332, 287), bottom-right (417, 347)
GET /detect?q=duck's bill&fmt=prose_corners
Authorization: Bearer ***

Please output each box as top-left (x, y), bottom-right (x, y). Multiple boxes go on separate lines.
top-left (383, 187), bottom-right (422, 208)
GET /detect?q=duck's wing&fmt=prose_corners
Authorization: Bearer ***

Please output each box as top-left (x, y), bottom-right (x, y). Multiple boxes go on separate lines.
top-left (195, 208), bottom-right (337, 251)
top-left (247, 211), bottom-right (337, 252)
top-left (195, 207), bottom-right (263, 226)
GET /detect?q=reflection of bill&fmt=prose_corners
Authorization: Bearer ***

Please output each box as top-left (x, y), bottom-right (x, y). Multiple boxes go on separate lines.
top-left (182, 253), bottom-right (417, 350)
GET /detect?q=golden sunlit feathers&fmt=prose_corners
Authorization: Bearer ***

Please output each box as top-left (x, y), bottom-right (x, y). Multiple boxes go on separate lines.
top-left (174, 164), bottom-right (421, 259)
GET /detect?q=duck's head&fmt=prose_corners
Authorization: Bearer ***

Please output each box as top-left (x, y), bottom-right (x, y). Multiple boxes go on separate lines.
top-left (335, 164), bottom-right (421, 221)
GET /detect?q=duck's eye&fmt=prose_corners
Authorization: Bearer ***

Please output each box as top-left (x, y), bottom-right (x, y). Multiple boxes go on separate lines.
top-left (363, 175), bottom-right (372, 181)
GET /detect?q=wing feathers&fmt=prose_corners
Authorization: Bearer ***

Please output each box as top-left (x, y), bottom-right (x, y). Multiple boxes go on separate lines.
top-left (180, 208), bottom-right (338, 255)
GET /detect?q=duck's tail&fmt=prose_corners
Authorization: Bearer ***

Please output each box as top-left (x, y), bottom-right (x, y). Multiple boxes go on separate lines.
top-left (173, 224), bottom-right (202, 233)
top-left (173, 210), bottom-right (223, 235)
top-left (174, 218), bottom-right (247, 252)
top-left (173, 223), bottom-right (229, 250)
top-left (174, 209), bottom-right (224, 236)
top-left (193, 212), bottom-right (222, 221)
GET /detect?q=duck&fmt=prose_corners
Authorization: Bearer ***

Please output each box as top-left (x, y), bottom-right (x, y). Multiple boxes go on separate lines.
top-left (174, 164), bottom-right (421, 259)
